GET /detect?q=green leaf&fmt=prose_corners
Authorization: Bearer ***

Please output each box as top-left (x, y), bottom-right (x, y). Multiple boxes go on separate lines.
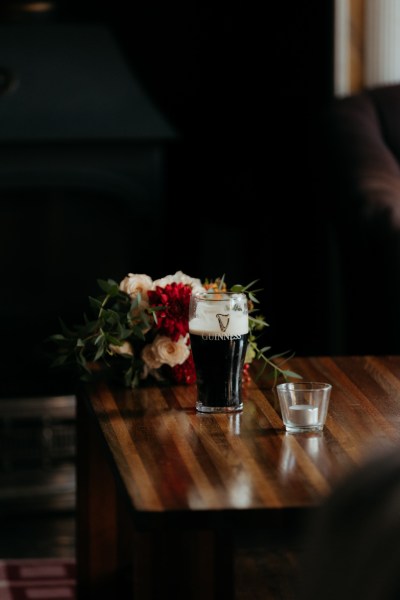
top-left (76, 351), bottom-right (87, 368)
top-left (249, 316), bottom-right (269, 328)
top-left (281, 370), bottom-right (303, 379)
top-left (258, 346), bottom-right (272, 353)
top-left (107, 335), bottom-right (123, 345)
top-left (97, 279), bottom-right (119, 295)
top-left (89, 296), bottom-right (103, 310)
top-left (248, 292), bottom-right (260, 304)
top-left (93, 343), bottom-right (105, 361)
top-left (230, 284), bottom-right (243, 292)
top-left (245, 278), bottom-right (259, 288)
top-left (120, 327), bottom-right (134, 340)
top-left (82, 320), bottom-right (101, 334)
top-left (47, 333), bottom-right (67, 342)
top-left (130, 293), bottom-right (141, 310)
top-left (131, 325), bottom-right (146, 340)
top-left (218, 274), bottom-right (226, 289)
top-left (94, 331), bottom-right (104, 346)
top-left (151, 305), bottom-right (165, 312)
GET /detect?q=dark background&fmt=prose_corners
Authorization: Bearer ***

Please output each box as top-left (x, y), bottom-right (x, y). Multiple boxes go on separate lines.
top-left (0, 0), bottom-right (335, 396)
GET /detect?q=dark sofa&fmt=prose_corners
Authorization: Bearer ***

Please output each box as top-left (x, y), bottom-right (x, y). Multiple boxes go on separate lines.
top-left (318, 83), bottom-right (400, 355)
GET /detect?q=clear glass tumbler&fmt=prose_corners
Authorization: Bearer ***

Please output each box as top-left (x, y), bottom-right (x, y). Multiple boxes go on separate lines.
top-left (276, 381), bottom-right (332, 433)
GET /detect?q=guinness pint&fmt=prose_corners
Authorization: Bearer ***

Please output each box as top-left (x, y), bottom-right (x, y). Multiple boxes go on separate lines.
top-left (189, 291), bottom-right (249, 413)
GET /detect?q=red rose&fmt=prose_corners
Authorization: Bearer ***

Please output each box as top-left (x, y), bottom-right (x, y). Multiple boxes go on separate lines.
top-left (171, 353), bottom-right (197, 384)
top-left (148, 282), bottom-right (192, 342)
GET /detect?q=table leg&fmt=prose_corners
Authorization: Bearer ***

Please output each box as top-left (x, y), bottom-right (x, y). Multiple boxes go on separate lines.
top-left (76, 395), bottom-right (234, 599)
top-left (76, 396), bottom-right (131, 600)
top-left (131, 527), bottom-right (234, 600)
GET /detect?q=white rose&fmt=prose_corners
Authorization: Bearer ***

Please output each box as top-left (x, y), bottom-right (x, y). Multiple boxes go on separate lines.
top-left (152, 271), bottom-right (205, 294)
top-left (141, 334), bottom-right (190, 369)
top-left (141, 342), bottom-right (163, 370)
top-left (109, 341), bottom-right (134, 357)
top-left (119, 273), bottom-right (153, 301)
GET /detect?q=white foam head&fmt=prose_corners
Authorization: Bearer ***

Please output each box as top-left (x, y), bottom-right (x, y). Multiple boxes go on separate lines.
top-left (189, 292), bottom-right (249, 335)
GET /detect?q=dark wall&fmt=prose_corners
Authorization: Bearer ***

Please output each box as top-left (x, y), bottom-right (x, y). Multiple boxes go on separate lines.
top-left (0, 1), bottom-right (335, 395)
top-left (87, 1), bottom-right (335, 357)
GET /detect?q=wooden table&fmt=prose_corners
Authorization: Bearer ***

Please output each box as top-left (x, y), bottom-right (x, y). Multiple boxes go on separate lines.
top-left (76, 355), bottom-right (400, 599)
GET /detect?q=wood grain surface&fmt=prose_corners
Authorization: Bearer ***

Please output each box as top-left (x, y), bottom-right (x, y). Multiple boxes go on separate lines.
top-left (76, 355), bottom-right (400, 599)
top-left (78, 355), bottom-right (400, 518)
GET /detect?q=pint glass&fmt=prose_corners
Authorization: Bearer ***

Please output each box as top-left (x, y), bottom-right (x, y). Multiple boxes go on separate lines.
top-left (189, 291), bottom-right (249, 413)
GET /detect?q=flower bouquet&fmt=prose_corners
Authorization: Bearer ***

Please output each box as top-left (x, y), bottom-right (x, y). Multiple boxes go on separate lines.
top-left (48, 271), bottom-right (299, 388)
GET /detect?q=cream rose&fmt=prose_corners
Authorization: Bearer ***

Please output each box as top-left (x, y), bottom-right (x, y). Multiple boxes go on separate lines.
top-left (119, 273), bottom-right (153, 301)
top-left (109, 341), bottom-right (134, 357)
top-left (141, 334), bottom-right (190, 370)
top-left (152, 270), bottom-right (205, 294)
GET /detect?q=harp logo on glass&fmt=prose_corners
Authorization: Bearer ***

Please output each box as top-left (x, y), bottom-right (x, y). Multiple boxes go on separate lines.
top-left (216, 313), bottom-right (229, 332)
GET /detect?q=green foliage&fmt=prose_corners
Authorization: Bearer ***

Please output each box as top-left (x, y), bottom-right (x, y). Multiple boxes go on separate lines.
top-left (238, 279), bottom-right (302, 385)
top-left (47, 275), bottom-right (301, 389)
top-left (46, 278), bottom-right (151, 386)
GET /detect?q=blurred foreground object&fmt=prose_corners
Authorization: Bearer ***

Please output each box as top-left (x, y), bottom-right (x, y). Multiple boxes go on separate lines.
top-left (298, 446), bottom-right (400, 600)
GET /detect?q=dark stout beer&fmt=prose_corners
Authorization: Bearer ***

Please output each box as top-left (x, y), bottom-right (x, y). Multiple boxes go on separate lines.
top-left (189, 331), bottom-right (249, 411)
